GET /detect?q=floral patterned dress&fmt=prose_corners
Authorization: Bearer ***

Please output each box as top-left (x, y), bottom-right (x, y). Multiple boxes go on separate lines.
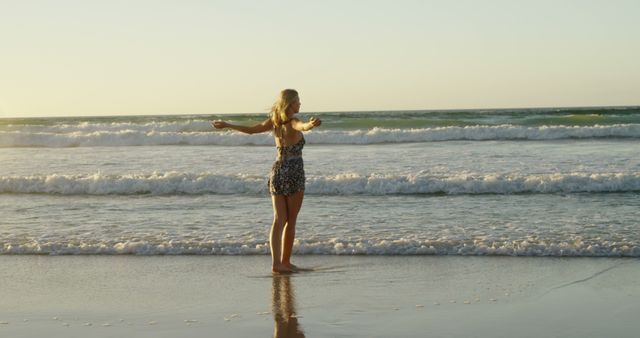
top-left (268, 136), bottom-right (305, 196)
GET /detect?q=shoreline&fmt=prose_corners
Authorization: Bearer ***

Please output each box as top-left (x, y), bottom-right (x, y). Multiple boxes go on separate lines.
top-left (1, 256), bottom-right (639, 337)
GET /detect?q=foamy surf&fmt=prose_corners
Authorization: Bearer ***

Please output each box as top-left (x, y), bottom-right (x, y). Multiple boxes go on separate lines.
top-left (2, 172), bottom-right (639, 195)
top-left (1, 237), bottom-right (638, 257)
top-left (2, 124), bottom-right (640, 147)
top-left (2, 108), bottom-right (639, 262)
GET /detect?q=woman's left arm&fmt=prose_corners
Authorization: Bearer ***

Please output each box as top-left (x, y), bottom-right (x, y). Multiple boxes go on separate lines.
top-left (291, 117), bottom-right (322, 132)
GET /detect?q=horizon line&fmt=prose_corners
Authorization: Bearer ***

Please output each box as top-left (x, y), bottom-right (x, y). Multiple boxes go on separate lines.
top-left (1, 104), bottom-right (638, 120)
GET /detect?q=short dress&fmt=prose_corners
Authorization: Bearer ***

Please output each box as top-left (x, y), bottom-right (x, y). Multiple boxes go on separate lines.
top-left (268, 135), bottom-right (306, 196)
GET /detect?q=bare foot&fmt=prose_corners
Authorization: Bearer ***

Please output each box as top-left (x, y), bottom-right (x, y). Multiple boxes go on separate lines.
top-left (272, 264), bottom-right (294, 274)
top-left (284, 263), bottom-right (299, 272)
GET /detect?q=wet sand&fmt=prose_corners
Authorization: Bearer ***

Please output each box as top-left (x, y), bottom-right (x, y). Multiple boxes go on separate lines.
top-left (0, 255), bottom-right (638, 337)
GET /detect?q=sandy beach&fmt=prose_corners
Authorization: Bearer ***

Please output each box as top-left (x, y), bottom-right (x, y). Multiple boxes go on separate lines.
top-left (0, 255), bottom-right (638, 337)
top-left (3, 1), bottom-right (639, 337)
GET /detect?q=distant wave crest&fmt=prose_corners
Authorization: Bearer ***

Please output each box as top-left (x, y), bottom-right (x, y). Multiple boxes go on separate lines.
top-left (2, 124), bottom-right (640, 147)
top-left (2, 171), bottom-right (639, 195)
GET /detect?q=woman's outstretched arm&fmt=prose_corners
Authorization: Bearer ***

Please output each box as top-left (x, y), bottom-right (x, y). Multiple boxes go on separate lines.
top-left (291, 116), bottom-right (322, 132)
top-left (212, 118), bottom-right (273, 134)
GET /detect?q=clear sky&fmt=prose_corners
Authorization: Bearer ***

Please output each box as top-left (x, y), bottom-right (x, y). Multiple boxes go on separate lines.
top-left (1, 0), bottom-right (638, 117)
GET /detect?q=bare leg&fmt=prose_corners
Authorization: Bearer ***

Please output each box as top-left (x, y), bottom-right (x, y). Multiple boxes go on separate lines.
top-left (271, 194), bottom-right (293, 273)
top-left (282, 191), bottom-right (304, 269)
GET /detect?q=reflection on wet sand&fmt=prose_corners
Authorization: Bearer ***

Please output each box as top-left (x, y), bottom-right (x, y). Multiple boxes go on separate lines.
top-left (272, 274), bottom-right (305, 338)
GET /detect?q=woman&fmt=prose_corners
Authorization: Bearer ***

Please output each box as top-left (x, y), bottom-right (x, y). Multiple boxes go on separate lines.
top-left (212, 89), bottom-right (321, 273)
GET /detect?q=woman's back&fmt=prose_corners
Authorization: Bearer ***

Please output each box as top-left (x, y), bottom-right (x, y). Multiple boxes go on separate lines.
top-left (274, 119), bottom-right (304, 147)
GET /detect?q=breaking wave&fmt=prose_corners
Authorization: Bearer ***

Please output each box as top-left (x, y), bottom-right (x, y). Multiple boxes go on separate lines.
top-left (2, 124), bottom-right (640, 147)
top-left (2, 171), bottom-right (639, 195)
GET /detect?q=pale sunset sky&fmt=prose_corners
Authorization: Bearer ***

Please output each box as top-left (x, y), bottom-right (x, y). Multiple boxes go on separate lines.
top-left (0, 0), bottom-right (638, 117)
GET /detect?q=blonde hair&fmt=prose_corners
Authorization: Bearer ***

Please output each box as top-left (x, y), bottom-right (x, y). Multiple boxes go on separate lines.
top-left (269, 89), bottom-right (299, 132)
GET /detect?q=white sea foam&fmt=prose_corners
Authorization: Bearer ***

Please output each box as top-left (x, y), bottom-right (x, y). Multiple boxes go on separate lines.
top-left (2, 172), bottom-right (639, 195)
top-left (1, 237), bottom-right (638, 257)
top-left (0, 172), bottom-right (265, 195)
top-left (2, 124), bottom-right (640, 147)
top-left (2, 120), bottom-right (214, 133)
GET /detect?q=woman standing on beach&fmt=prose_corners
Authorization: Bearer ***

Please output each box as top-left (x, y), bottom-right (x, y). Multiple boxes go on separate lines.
top-left (212, 89), bottom-right (321, 273)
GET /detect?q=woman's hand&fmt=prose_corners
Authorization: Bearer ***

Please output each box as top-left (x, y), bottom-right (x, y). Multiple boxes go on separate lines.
top-left (309, 116), bottom-right (322, 129)
top-left (212, 120), bottom-right (228, 129)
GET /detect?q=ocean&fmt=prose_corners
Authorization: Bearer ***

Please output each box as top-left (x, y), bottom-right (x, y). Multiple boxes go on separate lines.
top-left (1, 106), bottom-right (639, 256)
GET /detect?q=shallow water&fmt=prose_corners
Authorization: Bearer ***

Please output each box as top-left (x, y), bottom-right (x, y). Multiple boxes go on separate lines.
top-left (1, 108), bottom-right (639, 256)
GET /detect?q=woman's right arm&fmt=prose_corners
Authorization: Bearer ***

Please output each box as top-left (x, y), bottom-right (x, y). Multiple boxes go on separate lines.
top-left (212, 119), bottom-right (272, 134)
